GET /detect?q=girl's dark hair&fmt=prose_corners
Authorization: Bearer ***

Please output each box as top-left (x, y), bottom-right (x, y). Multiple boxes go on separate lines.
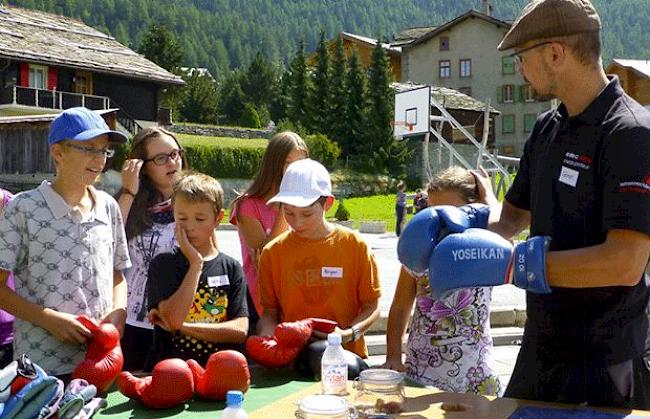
top-left (231, 131), bottom-right (308, 209)
top-left (122, 127), bottom-right (187, 239)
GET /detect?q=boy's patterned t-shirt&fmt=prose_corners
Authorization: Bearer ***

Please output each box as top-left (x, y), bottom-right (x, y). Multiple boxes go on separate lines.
top-left (147, 248), bottom-right (248, 366)
top-left (0, 181), bottom-right (130, 375)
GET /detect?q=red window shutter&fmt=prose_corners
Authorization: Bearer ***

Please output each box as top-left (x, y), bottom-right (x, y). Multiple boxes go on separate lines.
top-left (19, 63), bottom-right (29, 87)
top-left (47, 67), bottom-right (57, 90)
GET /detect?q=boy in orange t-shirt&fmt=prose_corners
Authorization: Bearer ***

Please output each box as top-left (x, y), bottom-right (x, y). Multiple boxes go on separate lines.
top-left (257, 159), bottom-right (381, 358)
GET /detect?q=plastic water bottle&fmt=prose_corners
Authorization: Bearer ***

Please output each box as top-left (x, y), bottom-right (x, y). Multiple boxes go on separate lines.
top-left (321, 333), bottom-right (348, 395)
top-left (221, 390), bottom-right (248, 419)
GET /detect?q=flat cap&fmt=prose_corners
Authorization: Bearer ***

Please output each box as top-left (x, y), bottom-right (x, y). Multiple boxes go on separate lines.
top-left (498, 0), bottom-right (601, 51)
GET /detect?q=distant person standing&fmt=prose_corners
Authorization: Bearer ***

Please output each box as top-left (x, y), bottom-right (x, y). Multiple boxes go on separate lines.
top-left (395, 181), bottom-right (407, 236)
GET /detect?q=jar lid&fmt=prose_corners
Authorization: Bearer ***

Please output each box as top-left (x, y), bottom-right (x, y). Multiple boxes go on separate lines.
top-left (358, 368), bottom-right (404, 385)
top-left (298, 395), bottom-right (349, 415)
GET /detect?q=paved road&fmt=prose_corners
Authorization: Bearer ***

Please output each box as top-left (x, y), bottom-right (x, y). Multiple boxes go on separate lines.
top-left (216, 228), bottom-right (526, 315)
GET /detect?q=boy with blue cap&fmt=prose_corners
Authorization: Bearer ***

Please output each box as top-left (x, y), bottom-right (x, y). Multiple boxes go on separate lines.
top-left (0, 107), bottom-right (131, 379)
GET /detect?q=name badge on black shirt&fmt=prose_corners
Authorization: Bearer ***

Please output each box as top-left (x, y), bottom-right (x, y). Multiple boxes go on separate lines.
top-left (558, 166), bottom-right (579, 187)
top-left (208, 275), bottom-right (229, 287)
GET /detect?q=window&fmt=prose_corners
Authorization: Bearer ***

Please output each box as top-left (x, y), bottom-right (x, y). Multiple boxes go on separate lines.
top-left (502, 56), bottom-right (515, 74)
top-left (439, 60), bottom-right (451, 78)
top-left (502, 115), bottom-right (515, 134)
top-left (459, 59), bottom-right (471, 78)
top-left (459, 87), bottom-right (472, 96)
top-left (523, 84), bottom-right (535, 102)
top-left (28, 64), bottom-right (47, 89)
top-left (440, 36), bottom-right (449, 51)
top-left (524, 114), bottom-right (537, 132)
top-left (502, 84), bottom-right (515, 103)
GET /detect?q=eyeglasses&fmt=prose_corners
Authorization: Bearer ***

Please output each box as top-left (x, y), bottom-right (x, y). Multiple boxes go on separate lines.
top-left (510, 41), bottom-right (554, 66)
top-left (65, 142), bottom-right (115, 158)
top-left (144, 149), bottom-right (184, 166)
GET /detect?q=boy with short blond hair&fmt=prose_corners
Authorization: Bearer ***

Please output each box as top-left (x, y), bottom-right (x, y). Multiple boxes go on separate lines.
top-left (0, 107), bottom-right (130, 377)
top-left (146, 172), bottom-right (248, 368)
top-left (258, 159), bottom-right (381, 358)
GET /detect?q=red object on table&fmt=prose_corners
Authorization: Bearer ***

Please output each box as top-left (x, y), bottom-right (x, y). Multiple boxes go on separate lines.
top-left (187, 350), bottom-right (250, 400)
top-left (246, 319), bottom-right (313, 368)
top-left (309, 318), bottom-right (338, 334)
top-left (72, 315), bottom-right (124, 393)
top-left (117, 358), bottom-right (195, 409)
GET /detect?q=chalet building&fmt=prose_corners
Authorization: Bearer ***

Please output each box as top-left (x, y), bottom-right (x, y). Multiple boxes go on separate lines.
top-left (309, 32), bottom-right (402, 81)
top-left (397, 10), bottom-right (551, 156)
top-left (606, 59), bottom-right (650, 107)
top-left (0, 4), bottom-right (184, 136)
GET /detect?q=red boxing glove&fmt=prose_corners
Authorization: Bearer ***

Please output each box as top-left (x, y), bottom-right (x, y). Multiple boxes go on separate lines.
top-left (72, 315), bottom-right (124, 393)
top-left (309, 318), bottom-right (338, 334)
top-left (117, 358), bottom-right (195, 409)
top-left (246, 320), bottom-right (313, 368)
top-left (187, 351), bottom-right (249, 400)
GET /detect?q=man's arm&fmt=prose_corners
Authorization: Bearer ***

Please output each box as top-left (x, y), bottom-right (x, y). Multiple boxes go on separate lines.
top-left (0, 270), bottom-right (91, 344)
top-left (178, 317), bottom-right (249, 344)
top-left (547, 229), bottom-right (650, 288)
top-left (102, 269), bottom-right (127, 336)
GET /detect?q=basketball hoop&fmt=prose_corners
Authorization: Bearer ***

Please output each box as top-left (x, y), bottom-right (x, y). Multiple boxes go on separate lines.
top-left (407, 123), bottom-right (414, 132)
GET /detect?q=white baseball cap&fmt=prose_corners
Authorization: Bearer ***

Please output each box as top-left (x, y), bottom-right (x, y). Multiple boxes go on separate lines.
top-left (267, 159), bottom-right (333, 207)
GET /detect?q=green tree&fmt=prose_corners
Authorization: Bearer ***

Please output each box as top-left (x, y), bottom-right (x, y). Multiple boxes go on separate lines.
top-left (329, 35), bottom-right (349, 153)
top-left (241, 51), bottom-right (276, 109)
top-left (364, 39), bottom-right (410, 176)
top-left (287, 40), bottom-right (310, 129)
top-left (219, 72), bottom-right (246, 125)
top-left (343, 49), bottom-right (367, 158)
top-left (138, 23), bottom-right (183, 72)
top-left (178, 71), bottom-right (219, 124)
top-left (308, 31), bottom-right (331, 135)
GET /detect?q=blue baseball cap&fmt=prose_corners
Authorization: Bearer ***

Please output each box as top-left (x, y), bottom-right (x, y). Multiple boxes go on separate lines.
top-left (47, 107), bottom-right (128, 146)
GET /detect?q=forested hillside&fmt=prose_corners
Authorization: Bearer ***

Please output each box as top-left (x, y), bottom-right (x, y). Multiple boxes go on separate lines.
top-left (7, 0), bottom-right (649, 77)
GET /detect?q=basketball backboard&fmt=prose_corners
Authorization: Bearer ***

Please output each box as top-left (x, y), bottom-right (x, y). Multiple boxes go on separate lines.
top-left (394, 86), bottom-right (431, 139)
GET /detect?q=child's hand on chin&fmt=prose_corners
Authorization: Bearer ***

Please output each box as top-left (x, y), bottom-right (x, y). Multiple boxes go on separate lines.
top-left (175, 224), bottom-right (203, 266)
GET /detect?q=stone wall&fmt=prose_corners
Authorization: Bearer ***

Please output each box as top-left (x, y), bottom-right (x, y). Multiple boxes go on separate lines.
top-left (166, 124), bottom-right (273, 139)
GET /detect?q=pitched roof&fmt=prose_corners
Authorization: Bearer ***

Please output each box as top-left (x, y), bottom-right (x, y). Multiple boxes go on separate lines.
top-left (392, 26), bottom-right (437, 46)
top-left (0, 5), bottom-right (184, 85)
top-left (392, 82), bottom-right (500, 114)
top-left (340, 32), bottom-right (401, 55)
top-left (402, 10), bottom-right (511, 49)
top-left (609, 59), bottom-right (650, 79)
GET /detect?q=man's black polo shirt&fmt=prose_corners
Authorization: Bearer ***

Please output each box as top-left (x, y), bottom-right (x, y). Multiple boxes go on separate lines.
top-left (506, 76), bottom-right (650, 365)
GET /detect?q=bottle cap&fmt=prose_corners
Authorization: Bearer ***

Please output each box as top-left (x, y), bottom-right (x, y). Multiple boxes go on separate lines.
top-left (327, 333), bottom-right (342, 345)
top-left (226, 390), bottom-right (244, 407)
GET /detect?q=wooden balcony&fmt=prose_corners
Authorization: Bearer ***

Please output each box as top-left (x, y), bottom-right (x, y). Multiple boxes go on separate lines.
top-left (0, 85), bottom-right (111, 111)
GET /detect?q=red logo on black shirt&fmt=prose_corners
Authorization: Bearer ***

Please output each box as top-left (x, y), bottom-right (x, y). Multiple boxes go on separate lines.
top-left (618, 173), bottom-right (650, 194)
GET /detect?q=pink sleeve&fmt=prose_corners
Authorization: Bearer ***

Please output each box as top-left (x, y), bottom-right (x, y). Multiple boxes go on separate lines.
top-left (229, 196), bottom-right (260, 225)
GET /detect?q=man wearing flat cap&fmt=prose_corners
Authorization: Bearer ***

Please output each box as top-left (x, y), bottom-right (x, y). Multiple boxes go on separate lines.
top-left (473, 0), bottom-right (650, 409)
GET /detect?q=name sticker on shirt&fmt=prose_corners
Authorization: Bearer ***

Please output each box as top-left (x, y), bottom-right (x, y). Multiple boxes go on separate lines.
top-left (208, 275), bottom-right (229, 287)
top-left (559, 166), bottom-right (579, 187)
top-left (322, 267), bottom-right (343, 279)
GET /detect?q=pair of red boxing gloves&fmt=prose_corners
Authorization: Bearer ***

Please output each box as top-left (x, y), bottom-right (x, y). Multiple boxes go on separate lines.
top-left (117, 350), bottom-right (250, 409)
top-left (246, 317), bottom-right (338, 368)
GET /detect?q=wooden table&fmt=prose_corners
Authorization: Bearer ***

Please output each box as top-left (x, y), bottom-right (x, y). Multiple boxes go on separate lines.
top-left (250, 381), bottom-right (650, 419)
top-left (96, 368), bottom-right (650, 418)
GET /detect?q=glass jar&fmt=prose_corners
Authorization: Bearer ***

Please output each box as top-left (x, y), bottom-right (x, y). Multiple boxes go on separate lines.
top-left (295, 395), bottom-right (355, 419)
top-left (352, 369), bottom-right (405, 415)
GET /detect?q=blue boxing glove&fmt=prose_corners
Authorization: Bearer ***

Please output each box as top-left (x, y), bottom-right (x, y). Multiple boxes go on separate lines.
top-left (428, 228), bottom-right (551, 298)
top-left (397, 203), bottom-right (490, 273)
top-left (0, 364), bottom-right (60, 419)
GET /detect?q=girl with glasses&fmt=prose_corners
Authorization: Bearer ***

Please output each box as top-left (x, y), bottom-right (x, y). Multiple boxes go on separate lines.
top-left (117, 127), bottom-right (187, 372)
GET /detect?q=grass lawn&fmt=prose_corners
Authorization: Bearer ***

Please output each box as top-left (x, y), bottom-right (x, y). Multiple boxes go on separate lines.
top-left (176, 133), bottom-right (268, 149)
top-left (326, 194), bottom-right (414, 233)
